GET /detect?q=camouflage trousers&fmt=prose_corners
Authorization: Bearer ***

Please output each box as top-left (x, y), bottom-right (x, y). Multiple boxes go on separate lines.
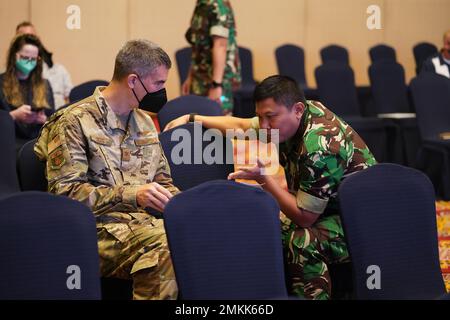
top-left (97, 214), bottom-right (178, 300)
top-left (191, 76), bottom-right (234, 113)
top-left (281, 214), bottom-right (350, 300)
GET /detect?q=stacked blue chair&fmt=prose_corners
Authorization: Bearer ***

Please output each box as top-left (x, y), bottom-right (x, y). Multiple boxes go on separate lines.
top-left (369, 44), bottom-right (396, 63)
top-left (413, 42), bottom-right (438, 75)
top-left (164, 180), bottom-right (288, 299)
top-left (339, 163), bottom-right (446, 299)
top-left (368, 52), bottom-right (419, 166)
top-left (159, 123), bottom-right (234, 191)
top-left (175, 47), bottom-right (192, 86)
top-left (275, 44), bottom-right (319, 100)
top-left (320, 44), bottom-right (349, 64)
top-left (315, 63), bottom-right (387, 162)
top-left (157, 95), bottom-right (223, 131)
top-left (233, 46), bottom-right (257, 118)
top-left (0, 110), bottom-right (20, 196)
top-left (410, 72), bottom-right (450, 199)
top-left (17, 139), bottom-right (47, 191)
top-left (275, 44), bottom-right (307, 89)
top-left (0, 192), bottom-right (101, 299)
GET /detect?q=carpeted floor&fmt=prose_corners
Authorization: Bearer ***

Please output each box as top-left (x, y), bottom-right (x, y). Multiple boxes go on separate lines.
top-left (436, 201), bottom-right (450, 292)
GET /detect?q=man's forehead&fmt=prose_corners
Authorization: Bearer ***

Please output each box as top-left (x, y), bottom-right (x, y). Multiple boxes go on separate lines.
top-left (256, 98), bottom-right (288, 113)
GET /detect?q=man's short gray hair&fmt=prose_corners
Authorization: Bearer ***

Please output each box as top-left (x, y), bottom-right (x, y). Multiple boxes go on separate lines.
top-left (112, 39), bottom-right (171, 80)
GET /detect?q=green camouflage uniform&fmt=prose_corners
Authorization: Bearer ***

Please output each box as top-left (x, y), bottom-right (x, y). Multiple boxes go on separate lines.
top-left (34, 87), bottom-right (179, 300)
top-left (252, 100), bottom-right (377, 300)
top-left (186, 0), bottom-right (241, 113)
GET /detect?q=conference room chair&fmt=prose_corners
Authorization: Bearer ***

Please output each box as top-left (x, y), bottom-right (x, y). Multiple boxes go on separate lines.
top-left (0, 110), bottom-right (20, 196)
top-left (410, 72), bottom-right (450, 199)
top-left (159, 122), bottom-right (234, 191)
top-left (413, 42), bottom-right (439, 75)
top-left (157, 95), bottom-right (223, 131)
top-left (164, 180), bottom-right (288, 299)
top-left (339, 163), bottom-right (446, 299)
top-left (0, 191), bottom-right (101, 299)
top-left (69, 80), bottom-right (109, 103)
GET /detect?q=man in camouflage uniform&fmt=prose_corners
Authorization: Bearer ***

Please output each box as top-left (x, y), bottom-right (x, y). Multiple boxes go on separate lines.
top-left (164, 75), bottom-right (376, 300)
top-left (34, 40), bottom-right (178, 300)
top-left (182, 0), bottom-right (241, 115)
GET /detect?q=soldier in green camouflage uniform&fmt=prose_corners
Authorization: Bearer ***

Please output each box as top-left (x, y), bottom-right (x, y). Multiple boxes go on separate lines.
top-left (166, 75), bottom-right (376, 300)
top-left (276, 99), bottom-right (376, 300)
top-left (34, 40), bottom-right (178, 300)
top-left (183, 0), bottom-right (241, 114)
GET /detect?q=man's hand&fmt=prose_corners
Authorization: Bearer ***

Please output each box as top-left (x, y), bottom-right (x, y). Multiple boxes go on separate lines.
top-left (136, 182), bottom-right (174, 212)
top-left (228, 158), bottom-right (268, 183)
top-left (208, 86), bottom-right (223, 105)
top-left (163, 114), bottom-right (190, 132)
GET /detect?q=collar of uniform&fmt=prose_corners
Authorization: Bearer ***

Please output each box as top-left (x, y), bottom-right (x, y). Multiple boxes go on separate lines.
top-left (94, 86), bottom-right (132, 131)
top-left (284, 100), bottom-right (311, 154)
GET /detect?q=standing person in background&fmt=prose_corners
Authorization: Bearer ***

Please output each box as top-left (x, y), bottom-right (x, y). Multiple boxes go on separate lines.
top-left (0, 34), bottom-right (54, 150)
top-left (182, 0), bottom-right (241, 115)
top-left (421, 30), bottom-right (450, 79)
top-left (16, 21), bottom-right (73, 109)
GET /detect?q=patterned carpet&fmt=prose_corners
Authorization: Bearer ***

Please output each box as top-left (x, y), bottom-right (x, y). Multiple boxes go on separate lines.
top-left (436, 201), bottom-right (450, 292)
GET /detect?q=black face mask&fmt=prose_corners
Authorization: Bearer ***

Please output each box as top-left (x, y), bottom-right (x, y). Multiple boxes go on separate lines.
top-left (132, 75), bottom-right (168, 113)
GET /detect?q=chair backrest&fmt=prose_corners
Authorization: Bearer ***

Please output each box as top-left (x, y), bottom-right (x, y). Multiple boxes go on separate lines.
top-left (159, 123), bottom-right (234, 191)
top-left (413, 42), bottom-right (439, 75)
top-left (164, 180), bottom-right (287, 299)
top-left (368, 61), bottom-right (410, 114)
top-left (369, 44), bottom-right (397, 63)
top-left (69, 80), bottom-right (109, 103)
top-left (0, 192), bottom-right (101, 299)
top-left (175, 47), bottom-right (192, 85)
top-left (17, 139), bottom-right (47, 191)
top-left (320, 44), bottom-right (349, 64)
top-left (410, 73), bottom-right (450, 141)
top-left (275, 44), bottom-right (307, 88)
top-left (239, 46), bottom-right (256, 88)
top-left (0, 110), bottom-right (20, 196)
top-left (157, 95), bottom-right (223, 131)
top-left (315, 62), bottom-right (361, 117)
top-left (339, 163), bottom-right (446, 299)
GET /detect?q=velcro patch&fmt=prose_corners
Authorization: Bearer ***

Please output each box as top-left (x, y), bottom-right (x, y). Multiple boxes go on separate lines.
top-left (49, 146), bottom-right (66, 169)
top-left (90, 134), bottom-right (113, 146)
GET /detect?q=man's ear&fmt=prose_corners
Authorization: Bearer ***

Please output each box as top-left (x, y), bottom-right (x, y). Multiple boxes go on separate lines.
top-left (127, 74), bottom-right (137, 89)
top-left (293, 102), bottom-right (305, 119)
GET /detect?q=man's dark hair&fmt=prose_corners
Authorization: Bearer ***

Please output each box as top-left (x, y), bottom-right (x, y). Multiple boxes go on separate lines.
top-left (253, 75), bottom-right (307, 108)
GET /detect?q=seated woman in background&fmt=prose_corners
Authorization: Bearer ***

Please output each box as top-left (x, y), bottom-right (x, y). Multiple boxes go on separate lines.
top-left (0, 34), bottom-right (54, 150)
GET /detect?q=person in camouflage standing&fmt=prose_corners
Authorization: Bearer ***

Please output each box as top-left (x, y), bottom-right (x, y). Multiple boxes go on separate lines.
top-left (34, 40), bottom-right (179, 300)
top-left (182, 0), bottom-right (241, 115)
top-left (164, 75), bottom-right (377, 299)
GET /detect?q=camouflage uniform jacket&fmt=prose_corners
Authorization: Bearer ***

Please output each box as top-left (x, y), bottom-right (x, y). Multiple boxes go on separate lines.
top-left (34, 87), bottom-right (179, 229)
top-left (252, 100), bottom-right (377, 215)
top-left (186, 0), bottom-right (241, 94)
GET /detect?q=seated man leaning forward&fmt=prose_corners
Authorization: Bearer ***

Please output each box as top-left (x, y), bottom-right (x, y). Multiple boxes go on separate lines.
top-left (34, 39), bottom-right (178, 300)
top-left (165, 75), bottom-right (377, 300)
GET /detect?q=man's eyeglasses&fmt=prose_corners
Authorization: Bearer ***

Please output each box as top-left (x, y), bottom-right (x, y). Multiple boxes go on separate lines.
top-left (17, 54), bottom-right (39, 62)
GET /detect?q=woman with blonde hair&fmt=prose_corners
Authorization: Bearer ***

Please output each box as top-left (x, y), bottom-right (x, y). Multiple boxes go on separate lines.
top-left (0, 33), bottom-right (54, 149)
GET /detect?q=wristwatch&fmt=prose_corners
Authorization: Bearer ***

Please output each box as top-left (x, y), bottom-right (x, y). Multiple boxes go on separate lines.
top-left (188, 112), bottom-right (197, 123)
top-left (210, 80), bottom-right (223, 88)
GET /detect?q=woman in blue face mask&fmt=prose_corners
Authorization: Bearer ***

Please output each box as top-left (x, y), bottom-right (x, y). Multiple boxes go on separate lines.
top-left (0, 33), bottom-right (55, 151)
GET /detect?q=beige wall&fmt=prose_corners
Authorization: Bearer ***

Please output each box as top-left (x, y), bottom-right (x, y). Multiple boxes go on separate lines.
top-left (1, 0), bottom-right (449, 99)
